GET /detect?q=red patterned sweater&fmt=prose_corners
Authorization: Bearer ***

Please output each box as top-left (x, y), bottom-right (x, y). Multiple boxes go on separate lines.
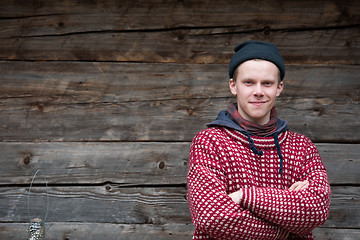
top-left (187, 127), bottom-right (331, 240)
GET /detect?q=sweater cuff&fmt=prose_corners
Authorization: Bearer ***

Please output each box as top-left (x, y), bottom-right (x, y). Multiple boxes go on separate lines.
top-left (239, 186), bottom-right (256, 212)
top-left (276, 227), bottom-right (290, 240)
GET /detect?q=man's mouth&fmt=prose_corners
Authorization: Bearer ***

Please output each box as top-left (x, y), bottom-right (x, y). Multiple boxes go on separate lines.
top-left (250, 101), bottom-right (268, 106)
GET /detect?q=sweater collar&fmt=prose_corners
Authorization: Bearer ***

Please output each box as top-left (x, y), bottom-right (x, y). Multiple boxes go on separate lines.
top-left (207, 106), bottom-right (289, 176)
top-left (227, 103), bottom-right (278, 137)
top-left (222, 127), bottom-right (288, 149)
top-left (207, 106), bottom-right (289, 137)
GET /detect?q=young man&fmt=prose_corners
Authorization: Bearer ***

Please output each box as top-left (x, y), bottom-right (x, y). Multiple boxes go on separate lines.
top-left (186, 41), bottom-right (331, 239)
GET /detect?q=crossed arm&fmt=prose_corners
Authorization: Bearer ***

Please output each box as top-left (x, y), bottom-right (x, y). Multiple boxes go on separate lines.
top-left (188, 164), bottom-right (330, 239)
top-left (187, 164), bottom-right (290, 239)
top-left (187, 133), bottom-right (331, 240)
top-left (229, 180), bottom-right (310, 204)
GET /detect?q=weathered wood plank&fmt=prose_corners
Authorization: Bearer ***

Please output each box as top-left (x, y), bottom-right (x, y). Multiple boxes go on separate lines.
top-left (0, 142), bottom-right (190, 185)
top-left (0, 1), bottom-right (357, 240)
top-left (0, 97), bottom-right (359, 142)
top-left (324, 186), bottom-right (360, 228)
top-left (1, 62), bottom-right (358, 142)
top-left (0, 223), bottom-right (359, 240)
top-left (313, 227), bottom-right (360, 240)
top-left (0, 27), bottom-right (359, 64)
top-left (0, 223), bottom-right (195, 240)
top-left (0, 61), bottom-right (230, 103)
top-left (1, 62), bottom-right (358, 103)
top-left (1, 0), bottom-right (359, 37)
top-left (0, 186), bottom-right (358, 228)
top-left (0, 186), bottom-right (189, 224)
top-left (317, 144), bottom-right (360, 185)
top-left (0, 142), bottom-right (358, 185)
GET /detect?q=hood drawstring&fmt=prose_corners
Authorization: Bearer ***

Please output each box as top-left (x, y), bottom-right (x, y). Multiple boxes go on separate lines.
top-left (273, 132), bottom-right (284, 176)
top-left (245, 133), bottom-right (263, 156)
top-left (246, 132), bottom-right (284, 176)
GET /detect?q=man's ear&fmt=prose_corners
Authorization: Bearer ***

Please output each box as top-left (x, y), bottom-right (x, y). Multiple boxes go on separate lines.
top-left (229, 78), bottom-right (237, 96)
top-left (276, 81), bottom-right (284, 97)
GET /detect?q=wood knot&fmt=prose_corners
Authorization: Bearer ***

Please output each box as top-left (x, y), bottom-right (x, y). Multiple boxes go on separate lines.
top-left (36, 102), bottom-right (45, 111)
top-left (158, 161), bottom-right (166, 169)
top-left (187, 109), bottom-right (195, 116)
top-left (23, 154), bottom-right (32, 165)
top-left (263, 26), bottom-right (271, 36)
top-left (176, 30), bottom-right (186, 41)
top-left (313, 107), bottom-right (326, 116)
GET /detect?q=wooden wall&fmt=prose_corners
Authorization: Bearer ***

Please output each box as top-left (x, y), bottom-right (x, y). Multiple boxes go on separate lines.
top-left (0, 0), bottom-right (359, 239)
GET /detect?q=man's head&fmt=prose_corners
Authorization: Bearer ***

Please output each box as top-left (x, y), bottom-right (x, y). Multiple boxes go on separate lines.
top-left (229, 41), bottom-right (285, 82)
top-left (228, 41), bottom-right (285, 125)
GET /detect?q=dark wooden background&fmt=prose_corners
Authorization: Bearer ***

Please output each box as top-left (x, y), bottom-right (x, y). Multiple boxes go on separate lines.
top-left (0, 0), bottom-right (359, 239)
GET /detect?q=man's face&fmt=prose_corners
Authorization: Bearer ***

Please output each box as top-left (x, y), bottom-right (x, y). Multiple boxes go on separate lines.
top-left (229, 59), bottom-right (283, 125)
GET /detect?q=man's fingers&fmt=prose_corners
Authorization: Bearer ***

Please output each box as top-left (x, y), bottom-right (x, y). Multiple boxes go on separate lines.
top-left (293, 183), bottom-right (304, 191)
top-left (289, 180), bottom-right (309, 191)
top-left (293, 182), bottom-right (306, 191)
top-left (289, 181), bottom-right (302, 191)
top-left (228, 190), bottom-right (243, 204)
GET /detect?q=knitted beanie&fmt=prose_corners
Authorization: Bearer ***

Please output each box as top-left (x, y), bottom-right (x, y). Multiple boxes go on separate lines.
top-left (229, 41), bottom-right (285, 80)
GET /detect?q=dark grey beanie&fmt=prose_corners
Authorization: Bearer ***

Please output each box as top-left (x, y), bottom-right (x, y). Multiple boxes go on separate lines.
top-left (228, 41), bottom-right (285, 80)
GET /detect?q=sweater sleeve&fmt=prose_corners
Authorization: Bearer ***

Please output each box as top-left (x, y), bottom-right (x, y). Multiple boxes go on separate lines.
top-left (240, 139), bottom-right (331, 236)
top-left (187, 132), bottom-right (289, 240)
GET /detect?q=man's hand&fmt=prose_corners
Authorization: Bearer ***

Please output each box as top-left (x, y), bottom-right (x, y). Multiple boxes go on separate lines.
top-left (228, 190), bottom-right (243, 204)
top-left (289, 180), bottom-right (309, 191)
top-left (229, 180), bottom-right (309, 204)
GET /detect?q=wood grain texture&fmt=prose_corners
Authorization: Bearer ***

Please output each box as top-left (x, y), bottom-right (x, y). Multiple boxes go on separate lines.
top-left (0, 186), bottom-right (358, 228)
top-left (0, 223), bottom-right (195, 240)
top-left (1, 61), bottom-right (358, 102)
top-left (0, 186), bottom-right (189, 224)
top-left (1, 62), bottom-right (359, 142)
top-left (0, 142), bottom-right (358, 185)
top-left (0, 223), bottom-right (359, 240)
top-left (0, 97), bottom-right (358, 142)
top-left (0, 27), bottom-right (359, 64)
top-left (1, 0), bottom-right (359, 36)
top-left (0, 0), bottom-right (358, 238)
top-left (0, 142), bottom-right (190, 185)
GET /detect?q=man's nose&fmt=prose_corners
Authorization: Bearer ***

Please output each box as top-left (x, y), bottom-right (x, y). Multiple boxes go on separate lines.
top-left (254, 84), bottom-right (264, 97)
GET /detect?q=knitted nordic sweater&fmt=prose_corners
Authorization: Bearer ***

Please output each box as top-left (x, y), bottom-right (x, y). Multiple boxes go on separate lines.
top-left (187, 127), bottom-right (331, 240)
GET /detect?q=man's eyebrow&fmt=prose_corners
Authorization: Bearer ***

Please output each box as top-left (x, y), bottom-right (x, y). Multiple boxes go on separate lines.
top-left (239, 78), bottom-right (277, 82)
top-left (238, 77), bottom-right (254, 81)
